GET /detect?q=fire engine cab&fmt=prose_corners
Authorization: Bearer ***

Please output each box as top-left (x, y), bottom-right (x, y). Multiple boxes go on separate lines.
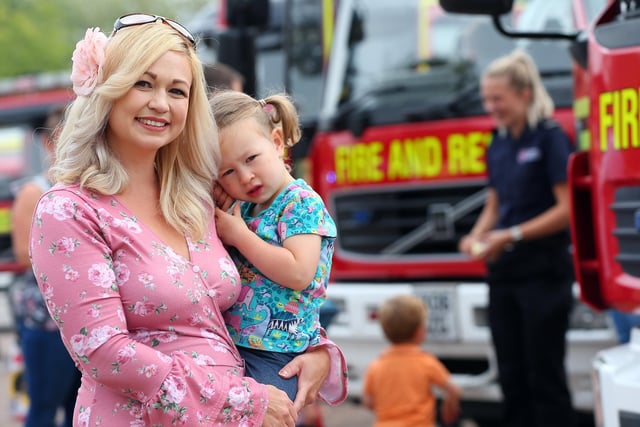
top-left (435, 0), bottom-right (640, 425)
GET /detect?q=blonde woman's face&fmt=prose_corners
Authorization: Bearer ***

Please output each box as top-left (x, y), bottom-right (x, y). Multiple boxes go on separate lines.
top-left (481, 76), bottom-right (530, 133)
top-left (108, 51), bottom-right (192, 160)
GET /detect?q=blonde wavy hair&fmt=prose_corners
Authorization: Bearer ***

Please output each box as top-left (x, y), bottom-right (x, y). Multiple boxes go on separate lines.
top-left (52, 21), bottom-right (219, 240)
top-left (482, 48), bottom-right (554, 128)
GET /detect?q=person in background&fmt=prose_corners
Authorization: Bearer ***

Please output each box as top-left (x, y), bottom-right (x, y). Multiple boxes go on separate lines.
top-left (459, 49), bottom-right (575, 427)
top-left (10, 104), bottom-right (81, 427)
top-left (204, 62), bottom-right (245, 93)
top-left (362, 294), bottom-right (461, 427)
top-left (609, 309), bottom-right (640, 344)
top-left (210, 90), bottom-right (337, 407)
top-left (29, 14), bottom-right (346, 426)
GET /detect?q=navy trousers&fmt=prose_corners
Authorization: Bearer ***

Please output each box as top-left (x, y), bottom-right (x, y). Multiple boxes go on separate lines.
top-left (488, 277), bottom-right (575, 427)
top-left (20, 326), bottom-right (81, 427)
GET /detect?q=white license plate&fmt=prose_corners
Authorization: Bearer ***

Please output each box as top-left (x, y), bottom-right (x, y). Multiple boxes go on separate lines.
top-left (418, 288), bottom-right (457, 341)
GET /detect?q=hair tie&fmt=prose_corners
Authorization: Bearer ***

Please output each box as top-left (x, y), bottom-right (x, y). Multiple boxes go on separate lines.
top-left (258, 99), bottom-right (267, 108)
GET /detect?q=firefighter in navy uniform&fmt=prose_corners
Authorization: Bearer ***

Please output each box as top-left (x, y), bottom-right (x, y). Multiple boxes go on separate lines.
top-left (459, 49), bottom-right (575, 427)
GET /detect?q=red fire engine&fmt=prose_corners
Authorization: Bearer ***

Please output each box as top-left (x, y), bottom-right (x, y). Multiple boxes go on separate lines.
top-left (438, 0), bottom-right (640, 425)
top-left (308, 0), bottom-right (614, 425)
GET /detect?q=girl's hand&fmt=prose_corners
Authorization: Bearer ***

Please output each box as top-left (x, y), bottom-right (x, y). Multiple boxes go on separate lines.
top-left (262, 385), bottom-right (296, 427)
top-left (279, 347), bottom-right (330, 413)
top-left (214, 204), bottom-right (248, 247)
top-left (213, 182), bottom-right (235, 211)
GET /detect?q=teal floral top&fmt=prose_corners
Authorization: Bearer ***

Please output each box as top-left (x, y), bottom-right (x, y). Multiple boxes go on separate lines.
top-left (224, 179), bottom-right (337, 353)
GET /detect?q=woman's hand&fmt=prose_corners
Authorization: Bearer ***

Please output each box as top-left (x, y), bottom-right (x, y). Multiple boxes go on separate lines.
top-left (279, 347), bottom-right (330, 413)
top-left (477, 229), bottom-right (512, 262)
top-left (458, 234), bottom-right (475, 256)
top-left (262, 385), bottom-right (296, 427)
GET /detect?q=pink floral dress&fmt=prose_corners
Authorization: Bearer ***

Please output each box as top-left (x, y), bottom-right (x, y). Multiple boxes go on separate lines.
top-left (29, 184), bottom-right (271, 426)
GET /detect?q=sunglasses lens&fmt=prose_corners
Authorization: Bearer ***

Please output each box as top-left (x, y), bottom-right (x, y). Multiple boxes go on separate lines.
top-left (114, 14), bottom-right (196, 47)
top-left (166, 20), bottom-right (195, 44)
top-left (118, 13), bottom-right (155, 26)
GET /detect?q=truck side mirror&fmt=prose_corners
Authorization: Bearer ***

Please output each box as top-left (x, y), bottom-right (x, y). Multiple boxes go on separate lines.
top-left (226, 0), bottom-right (270, 28)
top-left (439, 0), bottom-right (514, 15)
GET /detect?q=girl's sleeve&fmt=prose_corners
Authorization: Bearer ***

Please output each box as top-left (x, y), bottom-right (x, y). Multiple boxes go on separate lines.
top-left (309, 328), bottom-right (348, 405)
top-left (29, 190), bottom-right (268, 424)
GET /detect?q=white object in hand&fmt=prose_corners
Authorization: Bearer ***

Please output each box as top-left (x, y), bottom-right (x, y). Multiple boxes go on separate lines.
top-left (471, 240), bottom-right (486, 256)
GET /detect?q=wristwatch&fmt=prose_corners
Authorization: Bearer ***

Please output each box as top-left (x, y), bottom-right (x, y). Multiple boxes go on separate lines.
top-left (510, 225), bottom-right (523, 243)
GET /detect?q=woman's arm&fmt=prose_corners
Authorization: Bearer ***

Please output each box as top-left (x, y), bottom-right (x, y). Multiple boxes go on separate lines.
top-left (11, 182), bottom-right (43, 267)
top-left (515, 182), bottom-right (570, 240)
top-left (476, 183), bottom-right (570, 262)
top-left (459, 188), bottom-right (499, 255)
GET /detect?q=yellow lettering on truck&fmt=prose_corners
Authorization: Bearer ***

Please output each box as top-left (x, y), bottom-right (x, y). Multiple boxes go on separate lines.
top-left (334, 142), bottom-right (384, 184)
top-left (447, 131), bottom-right (491, 175)
top-left (599, 88), bottom-right (640, 152)
top-left (387, 136), bottom-right (442, 179)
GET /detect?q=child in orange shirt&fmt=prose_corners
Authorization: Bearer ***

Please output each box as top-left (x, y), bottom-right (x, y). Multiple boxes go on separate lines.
top-left (363, 294), bottom-right (462, 427)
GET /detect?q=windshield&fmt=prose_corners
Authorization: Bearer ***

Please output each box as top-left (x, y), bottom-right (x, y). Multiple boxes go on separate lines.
top-left (331, 0), bottom-right (599, 109)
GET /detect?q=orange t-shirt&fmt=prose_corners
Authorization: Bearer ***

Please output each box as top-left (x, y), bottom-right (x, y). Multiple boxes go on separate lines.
top-left (363, 343), bottom-right (450, 427)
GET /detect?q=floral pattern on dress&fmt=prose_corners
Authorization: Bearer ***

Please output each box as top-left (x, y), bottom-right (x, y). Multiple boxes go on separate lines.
top-left (30, 185), bottom-right (270, 425)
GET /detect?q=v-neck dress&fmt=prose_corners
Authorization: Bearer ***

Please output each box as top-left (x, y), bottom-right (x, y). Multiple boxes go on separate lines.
top-left (29, 184), bottom-right (268, 425)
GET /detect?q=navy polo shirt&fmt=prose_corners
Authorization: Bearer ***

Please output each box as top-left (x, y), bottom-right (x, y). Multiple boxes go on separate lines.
top-left (487, 119), bottom-right (573, 230)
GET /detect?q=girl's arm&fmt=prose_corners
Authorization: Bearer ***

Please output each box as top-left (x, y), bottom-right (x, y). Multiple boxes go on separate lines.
top-left (215, 203), bottom-right (323, 291)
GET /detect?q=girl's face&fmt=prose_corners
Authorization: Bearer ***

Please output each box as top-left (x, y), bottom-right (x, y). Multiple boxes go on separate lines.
top-left (217, 117), bottom-right (291, 209)
top-left (481, 75), bottom-right (530, 135)
top-left (107, 51), bottom-right (192, 162)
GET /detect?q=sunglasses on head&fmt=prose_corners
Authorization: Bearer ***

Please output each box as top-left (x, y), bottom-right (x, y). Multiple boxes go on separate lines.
top-left (113, 13), bottom-right (196, 49)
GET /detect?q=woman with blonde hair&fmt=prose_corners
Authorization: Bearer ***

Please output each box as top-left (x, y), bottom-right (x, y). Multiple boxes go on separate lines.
top-left (459, 49), bottom-right (575, 427)
top-left (29, 14), bottom-right (345, 426)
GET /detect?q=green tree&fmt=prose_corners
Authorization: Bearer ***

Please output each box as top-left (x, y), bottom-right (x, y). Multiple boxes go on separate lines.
top-left (0, 0), bottom-right (210, 78)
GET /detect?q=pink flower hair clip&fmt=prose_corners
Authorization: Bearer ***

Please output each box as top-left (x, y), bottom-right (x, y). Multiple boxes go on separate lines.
top-left (70, 28), bottom-right (108, 97)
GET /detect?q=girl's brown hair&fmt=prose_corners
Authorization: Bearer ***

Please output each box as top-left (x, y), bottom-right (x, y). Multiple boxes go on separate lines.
top-left (209, 90), bottom-right (302, 149)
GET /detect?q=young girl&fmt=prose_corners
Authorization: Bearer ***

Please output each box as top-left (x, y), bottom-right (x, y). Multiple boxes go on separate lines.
top-left (210, 91), bottom-right (337, 401)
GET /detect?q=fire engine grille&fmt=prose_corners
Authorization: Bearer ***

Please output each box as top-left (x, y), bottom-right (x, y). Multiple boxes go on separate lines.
top-left (331, 183), bottom-right (486, 256)
top-left (611, 186), bottom-right (640, 277)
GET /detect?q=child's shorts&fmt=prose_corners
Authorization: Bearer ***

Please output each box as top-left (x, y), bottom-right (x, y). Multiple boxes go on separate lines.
top-left (239, 346), bottom-right (299, 401)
